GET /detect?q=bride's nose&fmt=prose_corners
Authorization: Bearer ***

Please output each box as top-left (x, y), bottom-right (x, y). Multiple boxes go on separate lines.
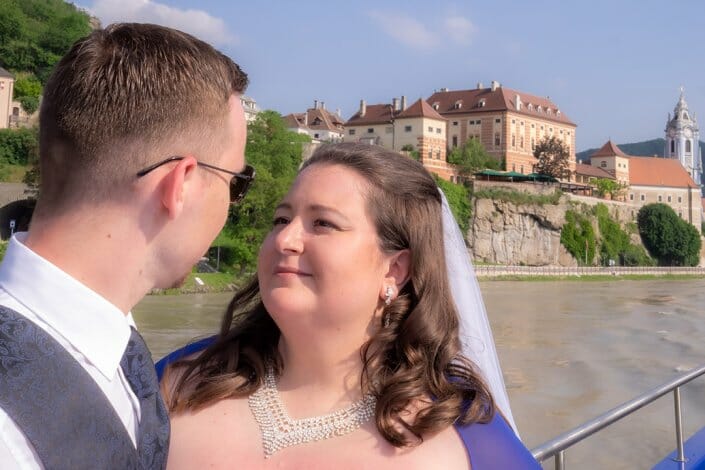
top-left (274, 219), bottom-right (304, 254)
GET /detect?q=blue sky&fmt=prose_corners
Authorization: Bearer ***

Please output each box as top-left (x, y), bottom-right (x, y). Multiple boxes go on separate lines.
top-left (78, 0), bottom-right (705, 151)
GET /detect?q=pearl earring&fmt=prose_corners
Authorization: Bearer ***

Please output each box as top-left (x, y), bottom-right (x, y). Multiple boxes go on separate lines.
top-left (384, 286), bottom-right (393, 306)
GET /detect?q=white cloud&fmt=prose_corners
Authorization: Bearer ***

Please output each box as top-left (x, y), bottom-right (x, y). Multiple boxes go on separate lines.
top-left (444, 15), bottom-right (475, 45)
top-left (83, 0), bottom-right (237, 46)
top-left (368, 11), bottom-right (439, 51)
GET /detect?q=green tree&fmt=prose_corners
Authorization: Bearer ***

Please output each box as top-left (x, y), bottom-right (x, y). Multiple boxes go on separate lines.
top-left (637, 203), bottom-right (702, 266)
top-left (0, 127), bottom-right (38, 165)
top-left (560, 210), bottom-right (596, 266)
top-left (534, 136), bottom-right (571, 180)
top-left (594, 178), bottom-right (622, 199)
top-left (447, 138), bottom-right (500, 176)
top-left (435, 176), bottom-right (471, 236)
top-left (0, 0), bottom-right (91, 84)
top-left (212, 111), bottom-right (309, 273)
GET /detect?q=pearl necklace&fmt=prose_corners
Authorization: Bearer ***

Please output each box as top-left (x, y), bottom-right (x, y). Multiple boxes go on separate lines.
top-left (248, 366), bottom-right (377, 458)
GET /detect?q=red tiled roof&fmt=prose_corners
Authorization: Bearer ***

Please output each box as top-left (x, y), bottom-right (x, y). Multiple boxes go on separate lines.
top-left (425, 86), bottom-right (575, 125)
top-left (345, 103), bottom-right (397, 126)
top-left (591, 140), bottom-right (628, 158)
top-left (396, 98), bottom-right (446, 121)
top-left (575, 163), bottom-right (614, 179)
top-left (628, 157), bottom-right (699, 189)
top-left (283, 107), bottom-right (344, 133)
top-left (283, 113), bottom-right (305, 129)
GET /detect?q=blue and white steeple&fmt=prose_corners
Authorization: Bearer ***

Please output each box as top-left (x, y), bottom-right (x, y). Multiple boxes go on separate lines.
top-left (665, 87), bottom-right (702, 187)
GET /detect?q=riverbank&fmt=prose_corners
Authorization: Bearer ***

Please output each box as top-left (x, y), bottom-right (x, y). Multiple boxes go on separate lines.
top-left (149, 268), bottom-right (705, 295)
top-left (149, 272), bottom-right (241, 295)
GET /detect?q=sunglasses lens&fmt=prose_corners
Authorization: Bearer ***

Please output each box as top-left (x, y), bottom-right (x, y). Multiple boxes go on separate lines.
top-left (229, 166), bottom-right (254, 203)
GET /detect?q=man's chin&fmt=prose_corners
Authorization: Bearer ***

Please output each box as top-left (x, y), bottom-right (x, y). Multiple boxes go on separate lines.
top-left (169, 272), bottom-right (190, 289)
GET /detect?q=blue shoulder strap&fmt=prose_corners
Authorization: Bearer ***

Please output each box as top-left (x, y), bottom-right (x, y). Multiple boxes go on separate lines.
top-left (455, 412), bottom-right (540, 469)
top-left (155, 335), bottom-right (216, 381)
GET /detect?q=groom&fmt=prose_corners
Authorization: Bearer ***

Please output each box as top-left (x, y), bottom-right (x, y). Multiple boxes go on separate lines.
top-left (0, 23), bottom-right (250, 469)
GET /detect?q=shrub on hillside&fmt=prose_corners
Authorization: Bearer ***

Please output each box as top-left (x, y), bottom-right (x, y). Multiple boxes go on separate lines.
top-left (560, 210), bottom-right (596, 266)
top-left (637, 203), bottom-right (701, 266)
top-left (436, 176), bottom-right (471, 236)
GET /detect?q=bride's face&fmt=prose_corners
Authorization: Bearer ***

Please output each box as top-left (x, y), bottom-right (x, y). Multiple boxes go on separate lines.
top-left (257, 163), bottom-right (390, 332)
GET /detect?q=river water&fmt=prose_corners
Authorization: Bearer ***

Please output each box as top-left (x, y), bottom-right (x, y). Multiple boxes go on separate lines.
top-left (133, 279), bottom-right (705, 469)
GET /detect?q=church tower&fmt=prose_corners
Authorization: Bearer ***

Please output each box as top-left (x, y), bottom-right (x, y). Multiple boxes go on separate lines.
top-left (665, 88), bottom-right (702, 187)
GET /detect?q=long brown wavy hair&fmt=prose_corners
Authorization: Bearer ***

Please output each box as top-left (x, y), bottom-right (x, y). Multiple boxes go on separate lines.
top-left (165, 142), bottom-right (495, 446)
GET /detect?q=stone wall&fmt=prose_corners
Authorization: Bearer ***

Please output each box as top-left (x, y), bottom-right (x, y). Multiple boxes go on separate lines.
top-left (469, 197), bottom-right (577, 266)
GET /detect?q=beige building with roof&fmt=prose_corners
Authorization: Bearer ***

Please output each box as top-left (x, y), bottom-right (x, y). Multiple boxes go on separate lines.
top-left (426, 80), bottom-right (577, 178)
top-left (587, 140), bottom-right (702, 229)
top-left (284, 100), bottom-right (345, 142)
top-left (345, 96), bottom-right (458, 180)
top-left (0, 67), bottom-right (14, 129)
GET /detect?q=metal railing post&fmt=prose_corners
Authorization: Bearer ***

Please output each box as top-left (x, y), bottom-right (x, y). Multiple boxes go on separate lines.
top-left (555, 450), bottom-right (565, 470)
top-left (673, 387), bottom-right (686, 463)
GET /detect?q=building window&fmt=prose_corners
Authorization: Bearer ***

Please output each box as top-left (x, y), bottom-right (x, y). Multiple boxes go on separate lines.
top-left (349, 129), bottom-right (356, 135)
top-left (531, 138), bottom-right (535, 150)
top-left (495, 118), bottom-right (501, 123)
top-left (658, 195), bottom-right (662, 202)
top-left (531, 123), bottom-right (535, 128)
top-left (405, 125), bottom-right (412, 132)
top-left (494, 133), bottom-right (500, 146)
top-left (385, 127), bottom-right (393, 134)
top-left (668, 195), bottom-right (672, 202)
top-left (678, 196), bottom-right (682, 203)
top-left (686, 140), bottom-right (692, 153)
top-left (512, 163), bottom-right (516, 171)
top-left (453, 121), bottom-right (458, 126)
top-left (428, 150), bottom-right (433, 160)
top-left (428, 126), bottom-right (433, 132)
top-left (520, 136), bottom-right (524, 149)
top-left (511, 134), bottom-right (516, 147)
top-left (367, 128), bottom-right (374, 134)
top-left (314, 133), bottom-right (320, 139)
top-left (520, 165), bottom-right (524, 173)
top-left (640, 194), bottom-right (645, 201)
top-left (512, 119), bottom-right (516, 124)
top-left (452, 136), bottom-right (458, 147)
top-left (671, 140), bottom-right (675, 153)
top-left (436, 128), bottom-right (442, 134)
top-left (629, 194), bottom-right (634, 201)
top-left (600, 161), bottom-right (606, 167)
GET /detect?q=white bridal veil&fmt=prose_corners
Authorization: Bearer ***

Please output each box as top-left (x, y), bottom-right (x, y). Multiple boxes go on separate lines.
top-left (440, 191), bottom-right (518, 434)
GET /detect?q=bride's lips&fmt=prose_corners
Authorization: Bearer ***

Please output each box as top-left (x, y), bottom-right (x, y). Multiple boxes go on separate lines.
top-left (274, 266), bottom-right (312, 276)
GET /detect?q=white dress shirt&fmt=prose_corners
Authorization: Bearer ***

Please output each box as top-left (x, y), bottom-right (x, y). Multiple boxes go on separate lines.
top-left (0, 233), bottom-right (141, 470)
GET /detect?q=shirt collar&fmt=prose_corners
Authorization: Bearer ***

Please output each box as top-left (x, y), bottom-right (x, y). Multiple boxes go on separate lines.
top-left (0, 233), bottom-right (133, 380)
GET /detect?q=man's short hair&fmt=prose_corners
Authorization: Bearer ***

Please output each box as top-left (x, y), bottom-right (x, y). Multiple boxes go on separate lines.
top-left (38, 23), bottom-right (248, 214)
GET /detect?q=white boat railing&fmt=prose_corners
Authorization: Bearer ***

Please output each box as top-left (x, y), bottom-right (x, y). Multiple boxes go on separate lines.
top-left (530, 364), bottom-right (705, 469)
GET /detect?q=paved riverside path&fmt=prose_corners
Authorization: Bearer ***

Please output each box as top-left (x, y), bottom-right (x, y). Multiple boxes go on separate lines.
top-left (474, 265), bottom-right (705, 277)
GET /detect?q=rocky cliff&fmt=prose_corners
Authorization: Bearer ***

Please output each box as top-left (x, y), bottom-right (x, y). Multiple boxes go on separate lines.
top-left (469, 197), bottom-right (578, 266)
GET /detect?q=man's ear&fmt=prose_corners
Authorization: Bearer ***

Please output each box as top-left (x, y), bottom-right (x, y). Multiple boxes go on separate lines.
top-left (383, 249), bottom-right (411, 293)
top-left (160, 156), bottom-right (198, 220)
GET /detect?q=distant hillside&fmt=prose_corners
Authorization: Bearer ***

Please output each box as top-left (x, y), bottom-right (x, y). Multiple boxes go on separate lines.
top-left (577, 138), bottom-right (705, 162)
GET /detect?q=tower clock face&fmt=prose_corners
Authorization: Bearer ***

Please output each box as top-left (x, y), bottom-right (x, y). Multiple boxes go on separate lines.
top-left (668, 129), bottom-right (676, 137)
top-left (684, 128), bottom-right (693, 138)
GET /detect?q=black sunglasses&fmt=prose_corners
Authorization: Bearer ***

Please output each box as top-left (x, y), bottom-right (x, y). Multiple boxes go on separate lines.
top-left (136, 156), bottom-right (255, 204)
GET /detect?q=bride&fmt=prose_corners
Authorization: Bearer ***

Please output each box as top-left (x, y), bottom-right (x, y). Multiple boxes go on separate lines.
top-left (158, 143), bottom-right (537, 469)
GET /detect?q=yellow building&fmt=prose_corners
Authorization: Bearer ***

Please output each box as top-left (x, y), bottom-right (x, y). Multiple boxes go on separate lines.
top-left (587, 140), bottom-right (702, 229)
top-left (426, 81), bottom-right (577, 178)
top-left (344, 97), bottom-right (458, 181)
top-left (0, 68), bottom-right (15, 129)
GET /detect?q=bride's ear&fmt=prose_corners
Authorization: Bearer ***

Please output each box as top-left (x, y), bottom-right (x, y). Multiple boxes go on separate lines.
top-left (383, 249), bottom-right (411, 292)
